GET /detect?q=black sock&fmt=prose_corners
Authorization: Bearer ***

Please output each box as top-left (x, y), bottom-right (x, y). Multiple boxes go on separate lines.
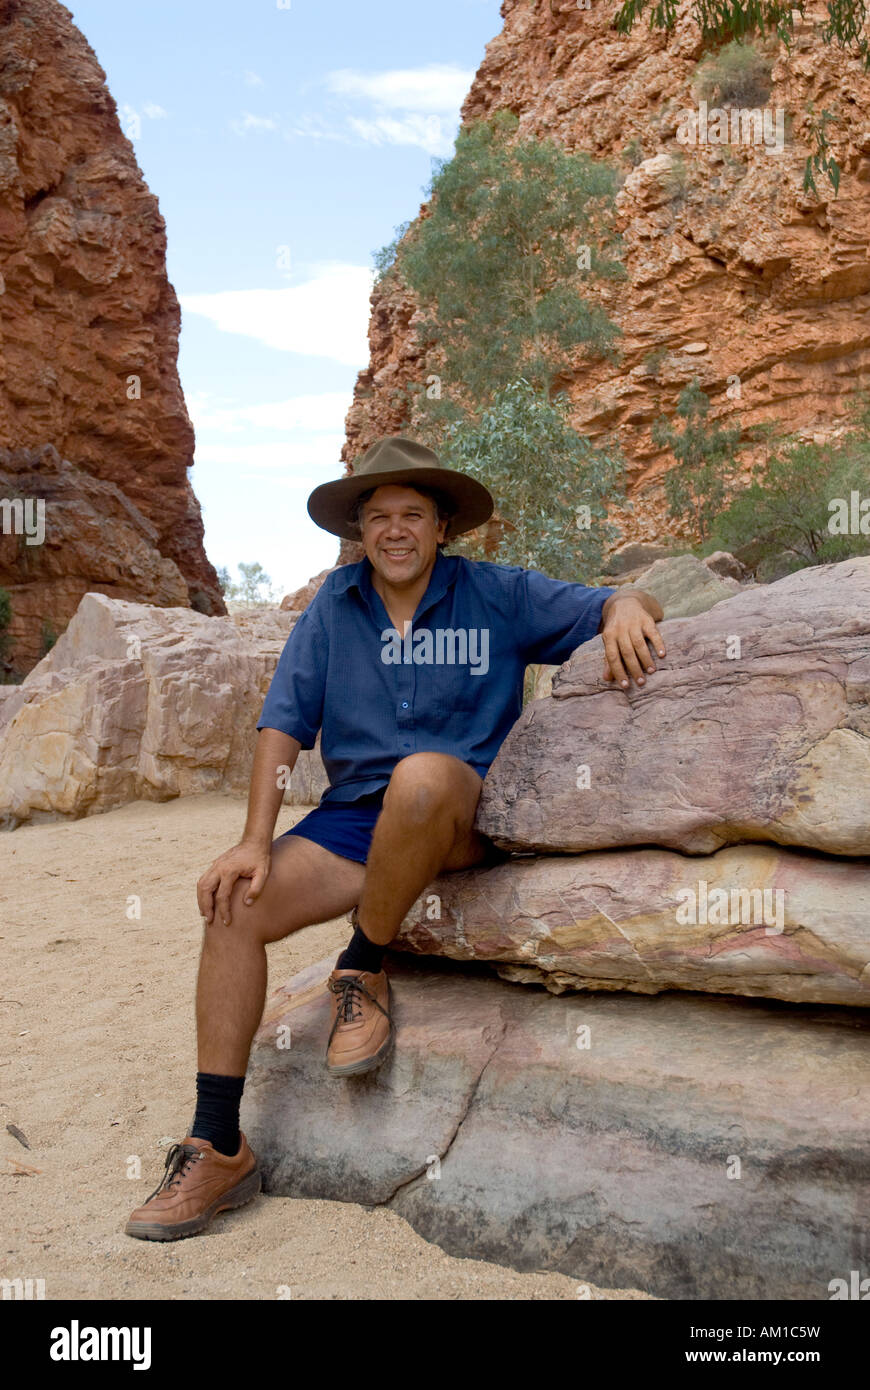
top-left (191, 1072), bottom-right (245, 1156)
top-left (337, 923), bottom-right (386, 973)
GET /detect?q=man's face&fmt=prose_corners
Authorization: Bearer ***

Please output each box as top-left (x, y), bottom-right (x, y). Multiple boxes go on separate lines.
top-left (360, 484), bottom-right (448, 586)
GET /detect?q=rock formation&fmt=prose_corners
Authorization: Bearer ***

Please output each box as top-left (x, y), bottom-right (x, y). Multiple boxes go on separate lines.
top-left (0, 0), bottom-right (223, 674)
top-left (478, 557), bottom-right (870, 855)
top-left (244, 953), bottom-right (870, 1300)
top-left (338, 0), bottom-right (870, 549)
top-left (0, 592), bottom-right (326, 825)
top-left (395, 843), bottom-right (870, 1006)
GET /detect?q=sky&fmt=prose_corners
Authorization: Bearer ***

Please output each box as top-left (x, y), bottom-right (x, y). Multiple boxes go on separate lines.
top-left (67, 0), bottom-right (503, 598)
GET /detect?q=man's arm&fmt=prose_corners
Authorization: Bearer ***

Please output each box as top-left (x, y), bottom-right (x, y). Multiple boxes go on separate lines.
top-left (196, 728), bottom-right (301, 927)
top-left (599, 586), bottom-right (666, 690)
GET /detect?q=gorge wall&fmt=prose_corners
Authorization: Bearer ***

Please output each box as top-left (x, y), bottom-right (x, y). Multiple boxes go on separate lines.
top-left (339, 0), bottom-right (870, 558)
top-left (0, 0), bottom-right (223, 673)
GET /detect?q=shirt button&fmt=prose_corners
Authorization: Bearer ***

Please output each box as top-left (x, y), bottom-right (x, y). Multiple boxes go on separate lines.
top-left (401, 701), bottom-right (409, 709)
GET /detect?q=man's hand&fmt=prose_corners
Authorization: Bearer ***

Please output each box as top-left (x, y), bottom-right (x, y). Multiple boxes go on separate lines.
top-left (197, 840), bottom-right (272, 927)
top-left (600, 588), bottom-right (666, 690)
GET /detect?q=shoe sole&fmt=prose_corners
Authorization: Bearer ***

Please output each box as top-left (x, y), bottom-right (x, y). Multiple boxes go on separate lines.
top-left (327, 1027), bottom-right (394, 1076)
top-left (124, 1166), bottom-right (262, 1242)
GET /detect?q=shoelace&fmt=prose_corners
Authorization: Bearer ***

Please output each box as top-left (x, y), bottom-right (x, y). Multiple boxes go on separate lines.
top-left (329, 975), bottom-right (368, 1024)
top-left (144, 1142), bottom-right (203, 1204)
top-left (327, 974), bottom-right (393, 1052)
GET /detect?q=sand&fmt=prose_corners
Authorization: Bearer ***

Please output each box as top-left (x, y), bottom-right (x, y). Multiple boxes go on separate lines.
top-left (1, 794), bottom-right (650, 1301)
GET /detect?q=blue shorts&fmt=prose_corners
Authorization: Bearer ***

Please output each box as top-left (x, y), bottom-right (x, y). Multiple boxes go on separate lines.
top-left (280, 788), bottom-right (387, 865)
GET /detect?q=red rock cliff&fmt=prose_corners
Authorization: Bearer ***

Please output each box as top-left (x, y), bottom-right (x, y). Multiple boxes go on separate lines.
top-left (339, 0), bottom-right (870, 554)
top-left (0, 0), bottom-right (223, 673)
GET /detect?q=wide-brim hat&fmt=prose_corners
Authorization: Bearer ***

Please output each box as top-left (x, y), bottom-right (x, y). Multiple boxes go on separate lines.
top-left (307, 436), bottom-right (494, 541)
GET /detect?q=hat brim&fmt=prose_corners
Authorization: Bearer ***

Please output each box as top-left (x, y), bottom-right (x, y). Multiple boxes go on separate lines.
top-left (307, 466), bottom-right (494, 541)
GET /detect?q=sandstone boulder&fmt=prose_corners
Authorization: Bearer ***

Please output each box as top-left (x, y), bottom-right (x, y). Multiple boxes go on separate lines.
top-left (478, 558), bottom-right (870, 856)
top-left (393, 845), bottom-right (870, 1007)
top-left (623, 552), bottom-right (742, 617)
top-left (0, 592), bottom-right (327, 824)
top-left (245, 954), bottom-right (870, 1300)
top-left (703, 550), bottom-right (749, 582)
top-left (280, 568), bottom-right (334, 612)
top-left (531, 553), bottom-right (746, 700)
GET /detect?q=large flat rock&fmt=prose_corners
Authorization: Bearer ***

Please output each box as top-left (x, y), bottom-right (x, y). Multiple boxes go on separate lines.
top-left (243, 956), bottom-right (870, 1300)
top-left (0, 592), bottom-right (327, 824)
top-left (477, 557), bottom-right (870, 856)
top-left (393, 845), bottom-right (870, 1006)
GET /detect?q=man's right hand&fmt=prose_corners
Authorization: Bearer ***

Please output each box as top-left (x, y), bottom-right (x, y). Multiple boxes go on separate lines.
top-left (197, 840), bottom-right (272, 927)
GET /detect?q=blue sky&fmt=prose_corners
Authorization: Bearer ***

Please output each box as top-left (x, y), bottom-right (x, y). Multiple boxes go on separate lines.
top-left (67, 0), bottom-right (502, 597)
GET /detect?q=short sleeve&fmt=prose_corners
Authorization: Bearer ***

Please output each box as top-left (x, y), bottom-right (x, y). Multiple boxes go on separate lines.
top-left (256, 602), bottom-right (328, 748)
top-left (515, 568), bottom-right (616, 665)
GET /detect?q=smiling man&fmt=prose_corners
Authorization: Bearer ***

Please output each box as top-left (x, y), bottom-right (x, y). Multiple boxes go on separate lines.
top-left (125, 436), bottom-right (665, 1242)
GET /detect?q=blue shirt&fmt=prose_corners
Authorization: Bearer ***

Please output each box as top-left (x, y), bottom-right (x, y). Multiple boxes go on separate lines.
top-left (257, 550), bottom-right (615, 803)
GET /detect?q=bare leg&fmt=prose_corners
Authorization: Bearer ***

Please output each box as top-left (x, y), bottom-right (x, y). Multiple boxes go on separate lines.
top-left (195, 833), bottom-right (364, 1075)
top-left (357, 752), bottom-right (489, 947)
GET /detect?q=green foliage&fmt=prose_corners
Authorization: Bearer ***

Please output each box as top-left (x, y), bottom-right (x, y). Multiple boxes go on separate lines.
top-left (652, 379), bottom-right (743, 542)
top-left (215, 565), bottom-right (235, 597)
top-left (802, 105), bottom-right (840, 196)
top-left (615, 0), bottom-right (864, 57)
top-left (0, 586), bottom-right (12, 677)
top-left (217, 563), bottom-right (276, 605)
top-left (621, 137), bottom-right (645, 167)
top-left (615, 0), bottom-right (862, 191)
top-left (372, 220), bottom-right (411, 286)
top-left (441, 378), bottom-right (624, 580)
top-left (643, 347), bottom-right (668, 377)
top-left (379, 109), bottom-right (625, 412)
top-left (694, 40), bottom-right (773, 106)
top-left (40, 618), bottom-right (57, 656)
top-left (235, 562), bottom-right (276, 605)
top-left (706, 401), bottom-right (870, 576)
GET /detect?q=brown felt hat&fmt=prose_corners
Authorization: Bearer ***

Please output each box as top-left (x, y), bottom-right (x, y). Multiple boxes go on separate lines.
top-left (307, 436), bottom-right (494, 541)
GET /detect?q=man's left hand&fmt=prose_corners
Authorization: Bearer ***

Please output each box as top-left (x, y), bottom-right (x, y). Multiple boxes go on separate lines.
top-left (600, 589), bottom-right (666, 690)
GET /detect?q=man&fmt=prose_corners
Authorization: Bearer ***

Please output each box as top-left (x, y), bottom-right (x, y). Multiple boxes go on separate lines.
top-left (125, 436), bottom-right (665, 1241)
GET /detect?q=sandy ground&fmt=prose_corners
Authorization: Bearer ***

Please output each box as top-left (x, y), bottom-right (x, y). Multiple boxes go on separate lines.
top-left (1, 794), bottom-right (650, 1301)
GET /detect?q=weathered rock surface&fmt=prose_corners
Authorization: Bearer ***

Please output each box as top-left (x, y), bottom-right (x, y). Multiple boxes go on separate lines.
top-left (531, 552), bottom-right (745, 700)
top-left (393, 844), bottom-right (870, 1006)
top-left (0, 0), bottom-right (223, 672)
top-left (339, 0), bottom-right (870, 551)
top-left (279, 568), bottom-right (333, 612)
top-left (0, 592), bottom-right (326, 824)
top-left (0, 445), bottom-right (191, 670)
top-left (245, 954), bottom-right (870, 1300)
top-left (480, 557), bottom-right (870, 857)
top-left (622, 552), bottom-right (743, 617)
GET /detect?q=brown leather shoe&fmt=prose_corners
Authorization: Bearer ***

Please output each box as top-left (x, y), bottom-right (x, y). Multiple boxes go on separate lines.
top-left (326, 965), bottom-right (395, 1075)
top-left (124, 1133), bottom-right (261, 1241)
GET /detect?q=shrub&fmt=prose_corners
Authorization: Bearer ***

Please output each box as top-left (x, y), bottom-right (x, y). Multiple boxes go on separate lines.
top-left (695, 41), bottom-right (773, 107)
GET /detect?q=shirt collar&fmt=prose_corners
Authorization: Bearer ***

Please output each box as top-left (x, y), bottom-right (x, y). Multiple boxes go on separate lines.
top-left (333, 548), bottom-right (459, 619)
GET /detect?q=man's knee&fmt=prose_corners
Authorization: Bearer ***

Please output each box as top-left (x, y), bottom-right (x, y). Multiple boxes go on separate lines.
top-left (384, 752), bottom-right (480, 824)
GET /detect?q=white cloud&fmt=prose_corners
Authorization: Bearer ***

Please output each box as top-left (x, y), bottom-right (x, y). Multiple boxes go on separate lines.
top-left (327, 64), bottom-right (473, 113)
top-left (230, 112), bottom-right (278, 134)
top-left (180, 263), bottom-right (375, 365)
top-left (188, 391), bottom-right (351, 434)
top-left (192, 436), bottom-right (347, 477)
top-left (243, 70), bottom-right (264, 87)
top-left (348, 112), bottom-right (455, 157)
top-left (143, 101), bottom-right (168, 119)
